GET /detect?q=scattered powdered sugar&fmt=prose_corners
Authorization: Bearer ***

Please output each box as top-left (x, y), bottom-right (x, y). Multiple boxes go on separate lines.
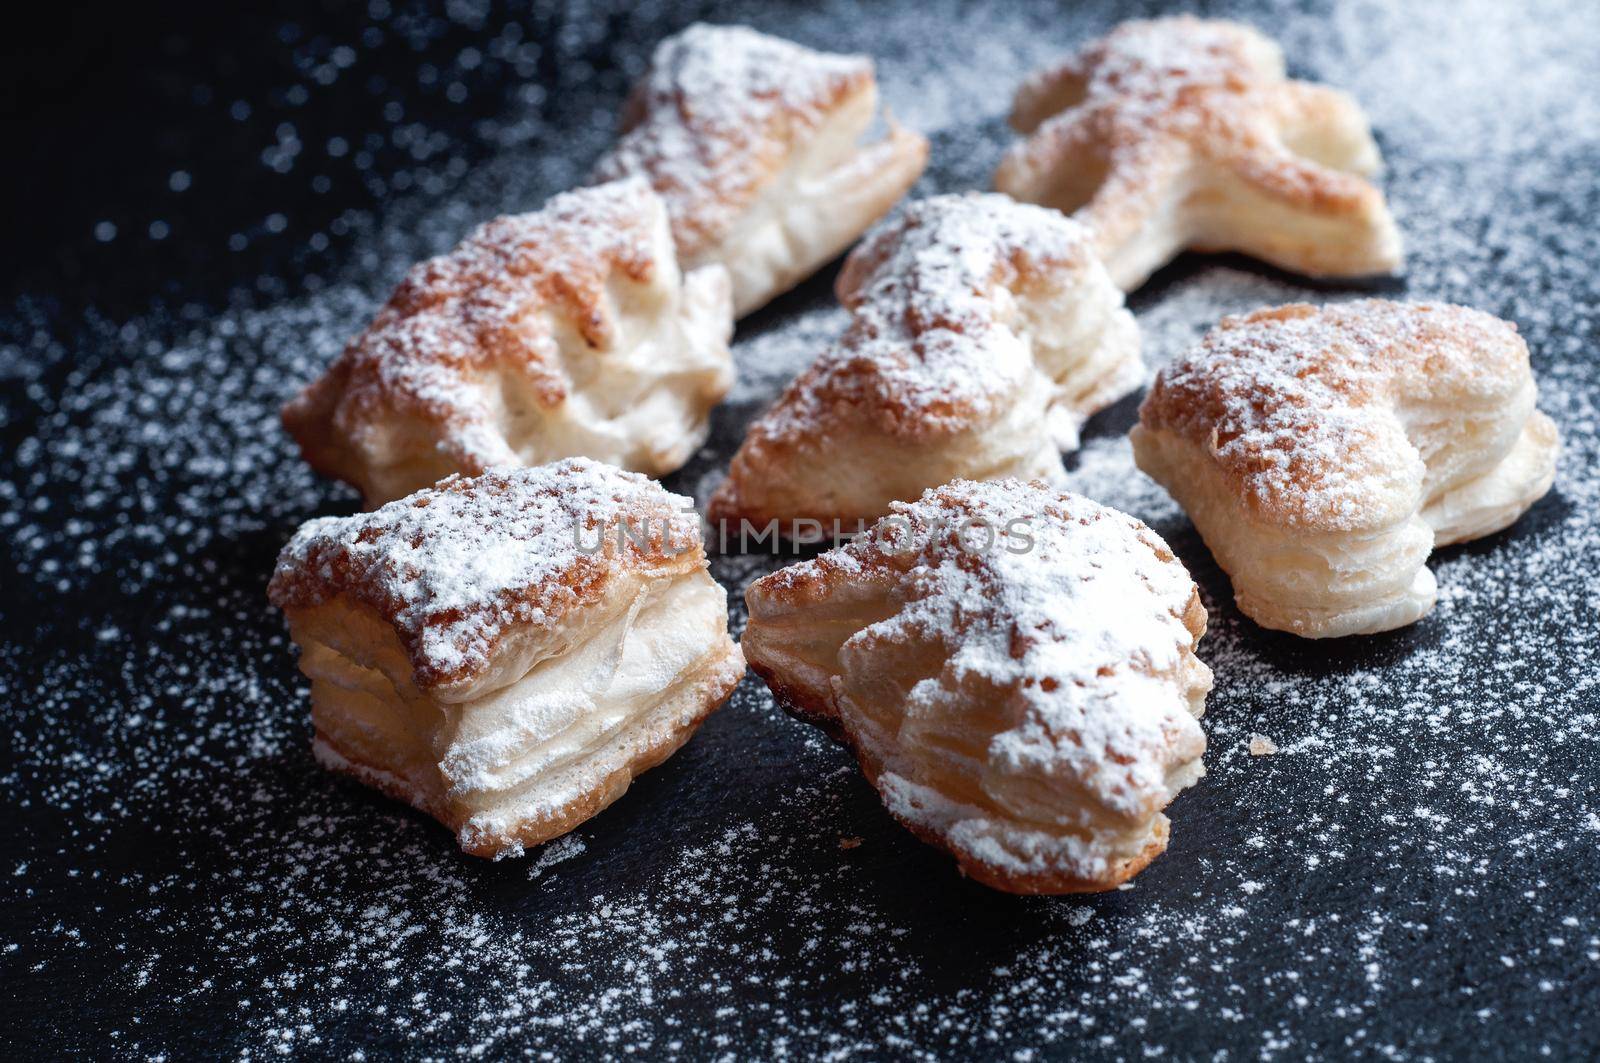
top-left (725, 302), bottom-right (849, 406)
top-left (268, 458), bottom-right (699, 688)
top-left (4, 0), bottom-right (1599, 1058)
top-left (529, 834), bottom-right (588, 880)
top-left (1060, 433), bottom-right (1183, 524)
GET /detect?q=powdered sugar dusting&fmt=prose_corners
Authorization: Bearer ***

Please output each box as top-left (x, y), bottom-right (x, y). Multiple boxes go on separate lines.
top-left (268, 457), bottom-right (699, 688)
top-left (1141, 300), bottom-right (1535, 530)
top-left (1015, 15), bottom-right (1277, 130)
top-left (590, 24), bottom-right (872, 258)
top-left (751, 193), bottom-right (1126, 443)
top-left (285, 178), bottom-right (661, 474)
top-left (763, 477), bottom-right (1207, 884)
top-left (4, 0), bottom-right (1599, 1057)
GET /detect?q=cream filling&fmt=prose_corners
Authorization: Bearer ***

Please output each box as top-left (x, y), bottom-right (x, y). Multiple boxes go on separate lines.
top-left (492, 244), bottom-right (734, 477)
top-left (305, 571), bottom-right (730, 851)
top-left (344, 207), bottom-right (734, 504)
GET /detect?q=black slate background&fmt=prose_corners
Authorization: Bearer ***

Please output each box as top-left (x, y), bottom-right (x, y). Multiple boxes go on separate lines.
top-left (2, 1), bottom-right (1597, 1059)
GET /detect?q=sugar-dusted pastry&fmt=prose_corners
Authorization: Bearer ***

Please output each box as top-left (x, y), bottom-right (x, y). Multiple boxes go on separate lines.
top-left (1133, 301), bottom-right (1560, 638)
top-left (283, 178), bottom-right (734, 508)
top-left (708, 193), bottom-right (1140, 537)
top-left (267, 458), bottom-right (745, 858)
top-left (995, 16), bottom-right (1402, 291)
top-left (590, 23), bottom-right (929, 317)
top-left (742, 478), bottom-right (1211, 893)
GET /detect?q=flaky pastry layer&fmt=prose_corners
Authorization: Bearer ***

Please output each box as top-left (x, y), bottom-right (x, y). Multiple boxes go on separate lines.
top-left (270, 460), bottom-right (746, 855)
top-left (283, 179), bottom-right (733, 507)
top-left (1132, 300), bottom-right (1559, 637)
top-left (591, 24), bottom-right (928, 317)
top-left (296, 571), bottom-right (743, 857)
top-left (742, 478), bottom-right (1211, 893)
top-left (995, 16), bottom-right (1402, 290)
top-left (709, 193), bottom-right (1141, 536)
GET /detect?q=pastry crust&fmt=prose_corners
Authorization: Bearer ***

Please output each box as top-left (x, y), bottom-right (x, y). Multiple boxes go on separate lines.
top-left (1132, 300), bottom-right (1560, 638)
top-left (741, 478), bottom-right (1211, 894)
top-left (591, 24), bottom-right (929, 317)
top-left (709, 193), bottom-right (1141, 537)
top-left (283, 179), bottom-right (734, 508)
top-left (268, 458), bottom-right (745, 857)
top-left (995, 17), bottom-right (1402, 290)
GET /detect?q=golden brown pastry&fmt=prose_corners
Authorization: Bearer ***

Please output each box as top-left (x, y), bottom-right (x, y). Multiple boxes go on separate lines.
top-left (283, 178), bottom-right (733, 508)
top-left (590, 23), bottom-right (929, 317)
top-left (995, 17), bottom-right (1402, 291)
top-left (709, 193), bottom-right (1140, 537)
top-left (267, 457), bottom-right (745, 858)
top-left (741, 478), bottom-right (1211, 894)
top-left (1133, 300), bottom-right (1559, 638)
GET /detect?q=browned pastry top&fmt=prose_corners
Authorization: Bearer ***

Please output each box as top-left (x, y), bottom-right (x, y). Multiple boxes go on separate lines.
top-left (739, 192), bottom-right (1103, 446)
top-left (1001, 17), bottom-right (1386, 243)
top-left (1139, 300), bottom-right (1531, 531)
top-left (268, 458), bottom-right (703, 691)
top-left (758, 476), bottom-right (1205, 723)
top-left (282, 178), bottom-right (664, 475)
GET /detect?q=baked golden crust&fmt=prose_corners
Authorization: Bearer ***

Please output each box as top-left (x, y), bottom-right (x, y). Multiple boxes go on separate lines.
top-left (995, 17), bottom-right (1402, 290)
top-left (591, 24), bottom-right (928, 316)
top-left (708, 193), bottom-right (1141, 536)
top-left (742, 478), bottom-right (1211, 894)
top-left (283, 178), bottom-right (733, 507)
top-left (271, 458), bottom-right (745, 858)
top-left (1133, 300), bottom-right (1560, 637)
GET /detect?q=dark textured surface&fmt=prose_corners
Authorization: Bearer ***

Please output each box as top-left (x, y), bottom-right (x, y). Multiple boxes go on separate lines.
top-left (2, 1), bottom-right (1598, 1058)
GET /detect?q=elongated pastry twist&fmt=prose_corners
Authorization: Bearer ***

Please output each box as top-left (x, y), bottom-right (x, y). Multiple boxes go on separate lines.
top-left (996, 17), bottom-right (1402, 291)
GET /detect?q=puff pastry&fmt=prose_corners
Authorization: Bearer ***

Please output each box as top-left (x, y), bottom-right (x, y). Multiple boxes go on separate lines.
top-left (283, 178), bottom-right (734, 508)
top-left (995, 16), bottom-right (1402, 291)
top-left (741, 478), bottom-right (1211, 893)
top-left (267, 458), bottom-right (746, 858)
top-left (709, 193), bottom-right (1141, 536)
top-left (590, 23), bottom-right (929, 317)
top-left (1133, 300), bottom-right (1559, 638)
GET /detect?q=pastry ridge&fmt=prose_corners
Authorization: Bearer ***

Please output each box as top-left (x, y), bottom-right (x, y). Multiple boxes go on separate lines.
top-left (742, 478), bottom-right (1211, 894)
top-left (709, 193), bottom-right (1141, 535)
top-left (283, 178), bottom-right (734, 507)
top-left (591, 23), bottom-right (929, 316)
top-left (1132, 299), bottom-right (1560, 638)
top-left (996, 16), bottom-right (1402, 290)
